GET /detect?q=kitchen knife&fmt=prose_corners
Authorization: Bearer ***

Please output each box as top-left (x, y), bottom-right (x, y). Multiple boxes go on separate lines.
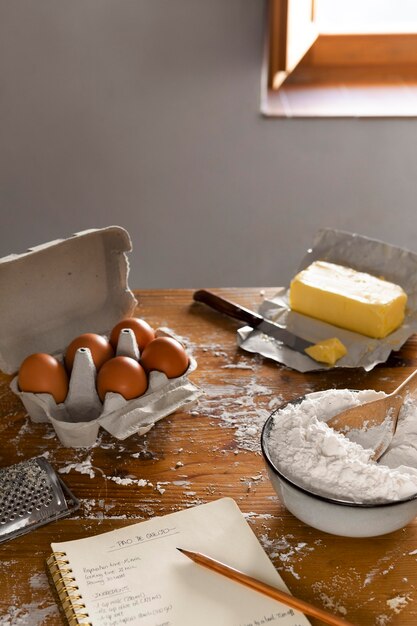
top-left (193, 289), bottom-right (314, 354)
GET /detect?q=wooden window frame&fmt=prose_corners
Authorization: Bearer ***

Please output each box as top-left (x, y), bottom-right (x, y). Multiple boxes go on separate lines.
top-left (268, 0), bottom-right (318, 89)
top-left (264, 0), bottom-right (417, 117)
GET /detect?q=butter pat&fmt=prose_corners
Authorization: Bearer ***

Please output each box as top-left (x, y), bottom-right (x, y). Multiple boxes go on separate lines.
top-left (305, 337), bottom-right (347, 366)
top-left (289, 261), bottom-right (407, 339)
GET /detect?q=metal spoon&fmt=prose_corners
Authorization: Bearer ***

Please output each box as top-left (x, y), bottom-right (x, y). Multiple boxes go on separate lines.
top-left (327, 369), bottom-right (417, 461)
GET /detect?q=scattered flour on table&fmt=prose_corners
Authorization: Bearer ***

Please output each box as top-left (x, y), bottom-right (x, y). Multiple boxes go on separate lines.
top-left (59, 459), bottom-right (96, 479)
top-left (57, 454), bottom-right (165, 498)
top-left (386, 594), bottom-right (410, 613)
top-left (193, 377), bottom-right (283, 452)
top-left (258, 532), bottom-right (317, 581)
top-left (28, 572), bottom-right (48, 590)
top-left (266, 389), bottom-right (417, 503)
top-left (221, 362), bottom-right (255, 370)
top-left (311, 575), bottom-right (363, 617)
top-left (243, 511), bottom-right (274, 521)
top-left (315, 593), bottom-right (347, 616)
top-left (0, 604), bottom-right (59, 625)
top-left (109, 476), bottom-right (149, 487)
top-left (362, 547), bottom-right (405, 587)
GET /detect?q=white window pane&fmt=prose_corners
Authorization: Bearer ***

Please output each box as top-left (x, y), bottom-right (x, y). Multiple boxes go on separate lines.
top-left (315, 0), bottom-right (417, 33)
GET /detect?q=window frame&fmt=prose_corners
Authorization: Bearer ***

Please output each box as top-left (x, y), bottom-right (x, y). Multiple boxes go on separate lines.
top-left (268, 0), bottom-right (318, 89)
top-left (265, 0), bottom-right (417, 117)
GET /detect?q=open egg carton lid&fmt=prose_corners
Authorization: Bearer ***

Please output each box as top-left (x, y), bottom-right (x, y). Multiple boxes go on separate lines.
top-left (0, 226), bottom-right (201, 447)
top-left (0, 226), bottom-right (137, 374)
top-left (237, 228), bottom-right (417, 372)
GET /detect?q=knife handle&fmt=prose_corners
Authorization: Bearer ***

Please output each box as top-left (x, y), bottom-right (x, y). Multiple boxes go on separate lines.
top-left (193, 290), bottom-right (262, 329)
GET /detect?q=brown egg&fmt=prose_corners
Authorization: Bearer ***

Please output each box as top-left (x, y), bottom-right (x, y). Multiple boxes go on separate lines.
top-left (65, 333), bottom-right (114, 372)
top-left (140, 337), bottom-right (189, 378)
top-left (96, 356), bottom-right (148, 402)
top-left (18, 353), bottom-right (69, 404)
top-left (110, 317), bottom-right (155, 351)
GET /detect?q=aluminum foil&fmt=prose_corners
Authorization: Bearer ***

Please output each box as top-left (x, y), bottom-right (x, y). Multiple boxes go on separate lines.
top-left (237, 229), bottom-right (417, 372)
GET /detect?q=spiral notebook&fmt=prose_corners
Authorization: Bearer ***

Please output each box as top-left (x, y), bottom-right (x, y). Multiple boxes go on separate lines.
top-left (46, 497), bottom-right (310, 626)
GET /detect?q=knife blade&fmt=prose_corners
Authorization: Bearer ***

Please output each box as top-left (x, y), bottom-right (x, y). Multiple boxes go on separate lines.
top-left (193, 290), bottom-right (314, 355)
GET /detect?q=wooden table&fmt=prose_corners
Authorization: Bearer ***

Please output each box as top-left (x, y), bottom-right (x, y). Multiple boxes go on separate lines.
top-left (1, 288), bottom-right (417, 626)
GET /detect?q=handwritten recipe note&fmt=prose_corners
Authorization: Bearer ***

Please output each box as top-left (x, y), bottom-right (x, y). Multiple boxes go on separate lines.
top-left (49, 498), bottom-right (309, 625)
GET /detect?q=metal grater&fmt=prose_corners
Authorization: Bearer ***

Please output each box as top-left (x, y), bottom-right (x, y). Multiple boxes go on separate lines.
top-left (0, 457), bottom-right (79, 544)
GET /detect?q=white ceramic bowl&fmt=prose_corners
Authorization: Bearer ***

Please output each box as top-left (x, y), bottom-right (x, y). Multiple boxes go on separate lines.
top-left (261, 396), bottom-right (417, 538)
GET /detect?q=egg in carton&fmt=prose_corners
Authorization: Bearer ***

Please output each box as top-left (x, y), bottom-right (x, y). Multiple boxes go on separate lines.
top-left (1, 226), bottom-right (201, 448)
top-left (10, 327), bottom-right (198, 448)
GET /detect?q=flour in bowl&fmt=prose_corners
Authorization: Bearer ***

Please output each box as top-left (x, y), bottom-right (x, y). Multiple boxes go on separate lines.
top-left (266, 389), bottom-right (417, 503)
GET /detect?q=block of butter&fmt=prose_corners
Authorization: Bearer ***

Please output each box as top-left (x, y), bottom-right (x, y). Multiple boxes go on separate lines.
top-left (289, 261), bottom-right (407, 339)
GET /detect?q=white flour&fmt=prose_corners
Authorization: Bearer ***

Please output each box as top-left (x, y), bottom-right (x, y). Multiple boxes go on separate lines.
top-left (266, 389), bottom-right (417, 503)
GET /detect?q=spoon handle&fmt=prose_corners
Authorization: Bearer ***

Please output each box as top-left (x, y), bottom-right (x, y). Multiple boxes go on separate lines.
top-left (394, 368), bottom-right (417, 398)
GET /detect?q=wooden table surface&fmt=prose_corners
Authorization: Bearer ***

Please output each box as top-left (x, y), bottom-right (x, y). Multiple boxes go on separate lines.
top-left (1, 288), bottom-right (417, 626)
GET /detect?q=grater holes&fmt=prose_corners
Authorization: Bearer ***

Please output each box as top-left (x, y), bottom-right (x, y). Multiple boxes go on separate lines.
top-left (0, 458), bottom-right (73, 539)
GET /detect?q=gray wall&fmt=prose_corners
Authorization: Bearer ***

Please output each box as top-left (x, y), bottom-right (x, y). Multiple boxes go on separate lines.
top-left (1, 0), bottom-right (417, 288)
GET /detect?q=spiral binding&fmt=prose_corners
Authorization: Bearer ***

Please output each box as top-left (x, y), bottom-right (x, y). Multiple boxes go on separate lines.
top-left (46, 552), bottom-right (92, 626)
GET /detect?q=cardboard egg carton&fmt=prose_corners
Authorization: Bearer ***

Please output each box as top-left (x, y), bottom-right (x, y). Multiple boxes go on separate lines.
top-left (0, 227), bottom-right (201, 447)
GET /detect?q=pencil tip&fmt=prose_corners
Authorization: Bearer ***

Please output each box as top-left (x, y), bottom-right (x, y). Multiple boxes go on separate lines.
top-left (176, 547), bottom-right (184, 553)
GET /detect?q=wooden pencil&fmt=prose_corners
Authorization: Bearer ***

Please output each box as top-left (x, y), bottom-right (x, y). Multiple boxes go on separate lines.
top-left (177, 548), bottom-right (355, 626)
